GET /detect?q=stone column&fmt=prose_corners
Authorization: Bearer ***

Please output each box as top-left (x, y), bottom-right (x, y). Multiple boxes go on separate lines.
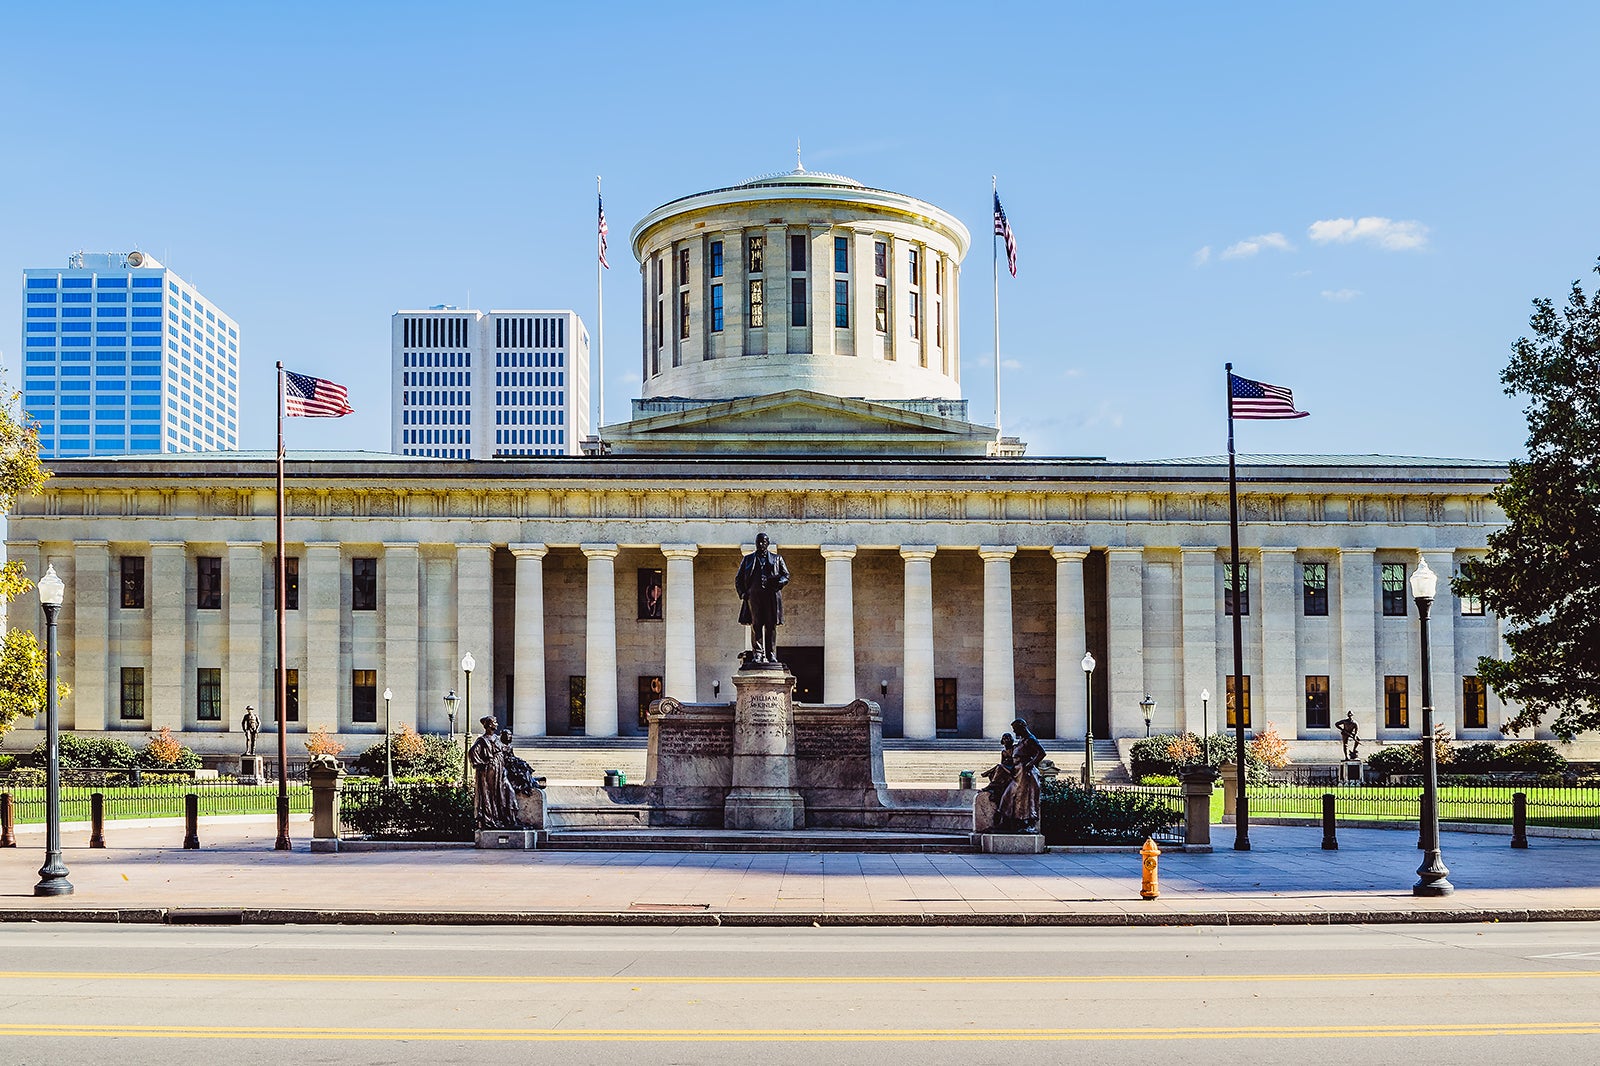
top-left (509, 544), bottom-right (548, 735)
top-left (581, 543), bottom-right (620, 737)
top-left (1052, 547), bottom-right (1089, 745)
top-left (1180, 548), bottom-right (1219, 740)
top-left (149, 542), bottom-right (187, 732)
top-left (900, 546), bottom-right (937, 738)
top-left (72, 541), bottom-right (109, 731)
top-left (810, 227), bottom-right (836, 358)
top-left (226, 541), bottom-right (264, 732)
top-left (455, 543), bottom-right (494, 726)
top-left (820, 545), bottom-right (857, 704)
top-left (1105, 547), bottom-right (1146, 738)
top-left (1259, 548), bottom-right (1298, 736)
top-left (1421, 550), bottom-right (1458, 738)
top-left (383, 543), bottom-right (421, 731)
top-left (1338, 549), bottom-right (1378, 741)
top-left (303, 543), bottom-right (343, 729)
top-left (661, 544), bottom-right (699, 703)
top-left (979, 545), bottom-right (1017, 737)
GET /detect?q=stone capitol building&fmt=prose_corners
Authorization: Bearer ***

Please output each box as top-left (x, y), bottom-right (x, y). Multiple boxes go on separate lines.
top-left (4, 166), bottom-right (1518, 763)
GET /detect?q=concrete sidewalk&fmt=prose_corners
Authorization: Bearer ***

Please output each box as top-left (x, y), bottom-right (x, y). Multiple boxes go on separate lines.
top-left (2, 818), bottom-right (1598, 926)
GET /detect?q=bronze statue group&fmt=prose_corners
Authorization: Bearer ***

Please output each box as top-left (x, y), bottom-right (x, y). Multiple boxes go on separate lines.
top-left (468, 716), bottom-right (545, 829)
top-left (981, 719), bottom-right (1047, 834)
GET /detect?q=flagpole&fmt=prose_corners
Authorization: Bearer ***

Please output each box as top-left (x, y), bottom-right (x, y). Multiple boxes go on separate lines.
top-left (274, 362), bottom-right (290, 851)
top-left (1225, 361), bottom-right (1250, 852)
top-left (596, 175), bottom-right (605, 445)
top-left (992, 175), bottom-right (1001, 447)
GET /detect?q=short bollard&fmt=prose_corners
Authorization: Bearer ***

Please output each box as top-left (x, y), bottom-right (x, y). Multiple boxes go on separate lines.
top-left (0, 792), bottom-right (15, 848)
top-left (1321, 792), bottom-right (1338, 851)
top-left (1511, 792), bottom-right (1529, 849)
top-left (90, 792), bottom-right (106, 849)
top-left (183, 793), bottom-right (200, 850)
top-left (1140, 838), bottom-right (1161, 900)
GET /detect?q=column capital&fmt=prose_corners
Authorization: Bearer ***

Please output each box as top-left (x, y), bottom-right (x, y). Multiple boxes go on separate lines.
top-left (659, 543), bottom-right (700, 560)
top-left (1336, 546), bottom-right (1376, 557)
top-left (509, 542), bottom-right (549, 559)
top-left (1105, 546), bottom-right (1145, 557)
top-left (149, 541), bottom-right (186, 552)
top-left (456, 542), bottom-right (493, 553)
top-left (978, 545), bottom-right (1017, 562)
top-left (381, 541), bottom-right (421, 551)
top-left (1258, 546), bottom-right (1298, 556)
top-left (224, 540), bottom-right (261, 550)
top-left (820, 544), bottom-right (858, 561)
top-left (581, 542), bottom-right (620, 560)
top-left (1051, 546), bottom-right (1090, 562)
top-left (304, 542), bottom-right (343, 555)
top-left (1180, 545), bottom-right (1218, 555)
top-left (899, 545), bottom-right (938, 562)
top-left (74, 539), bottom-right (109, 549)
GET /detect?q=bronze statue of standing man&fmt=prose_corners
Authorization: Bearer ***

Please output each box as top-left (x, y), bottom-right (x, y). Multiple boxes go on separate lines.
top-left (735, 532), bottom-right (790, 667)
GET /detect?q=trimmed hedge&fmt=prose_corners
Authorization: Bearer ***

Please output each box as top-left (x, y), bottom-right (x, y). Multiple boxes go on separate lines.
top-left (1040, 779), bottom-right (1182, 846)
top-left (1367, 739), bottom-right (1567, 778)
top-left (340, 779), bottom-right (474, 841)
top-left (352, 734), bottom-right (463, 781)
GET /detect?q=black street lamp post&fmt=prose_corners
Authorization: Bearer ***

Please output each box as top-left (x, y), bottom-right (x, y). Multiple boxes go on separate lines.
top-left (1140, 694), bottom-right (1157, 738)
top-left (1410, 558), bottom-right (1454, 896)
top-left (1081, 652), bottom-right (1096, 787)
top-left (34, 565), bottom-right (72, 897)
top-left (1200, 689), bottom-right (1211, 764)
top-left (443, 689), bottom-right (460, 784)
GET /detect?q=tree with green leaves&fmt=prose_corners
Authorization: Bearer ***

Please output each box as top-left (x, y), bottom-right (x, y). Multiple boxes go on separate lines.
top-left (0, 380), bottom-right (59, 740)
top-left (1455, 261), bottom-right (1600, 740)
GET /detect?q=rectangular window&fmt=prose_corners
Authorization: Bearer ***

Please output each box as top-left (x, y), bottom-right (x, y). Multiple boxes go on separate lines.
top-left (1458, 564), bottom-right (1485, 615)
top-left (748, 280), bottom-right (764, 327)
top-left (1305, 675), bottom-right (1331, 729)
top-left (1226, 675), bottom-right (1251, 729)
top-left (748, 236), bottom-right (764, 273)
top-left (352, 557), bottom-right (377, 611)
top-left (908, 248), bottom-right (920, 286)
top-left (120, 667), bottom-right (146, 721)
top-left (352, 669), bottom-right (377, 723)
top-left (569, 675), bottom-right (587, 734)
top-left (1224, 562), bottom-right (1249, 616)
top-left (874, 241), bottom-right (887, 278)
top-left (834, 236), bottom-right (849, 273)
top-left (791, 279), bottom-right (808, 326)
top-left (875, 284), bottom-right (888, 332)
top-left (790, 233), bottom-right (807, 271)
top-left (834, 280), bottom-right (849, 327)
top-left (678, 292), bottom-right (691, 339)
top-left (638, 674), bottom-right (663, 729)
top-left (120, 556), bottom-right (145, 609)
top-left (709, 240), bottom-right (724, 278)
top-left (1382, 563), bottom-right (1408, 616)
top-left (677, 248), bottom-right (690, 287)
top-left (909, 292), bottom-right (920, 339)
top-left (283, 557), bottom-right (300, 611)
top-left (711, 284), bottom-right (724, 331)
top-left (197, 556), bottom-right (222, 610)
top-left (638, 568), bottom-right (663, 620)
top-left (935, 677), bottom-right (958, 735)
top-left (197, 668), bottom-right (222, 721)
top-left (275, 668), bottom-right (300, 723)
top-left (1463, 676), bottom-right (1488, 728)
top-left (1384, 675), bottom-right (1409, 728)
top-left (936, 257), bottom-right (945, 295)
top-left (1302, 562), bottom-right (1328, 616)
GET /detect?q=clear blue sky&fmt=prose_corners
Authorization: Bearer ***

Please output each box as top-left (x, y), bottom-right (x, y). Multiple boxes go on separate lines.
top-left (4, 1), bottom-right (1596, 461)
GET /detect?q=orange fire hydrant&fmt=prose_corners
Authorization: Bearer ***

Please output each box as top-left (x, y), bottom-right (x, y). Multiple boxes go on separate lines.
top-left (1140, 837), bottom-right (1161, 899)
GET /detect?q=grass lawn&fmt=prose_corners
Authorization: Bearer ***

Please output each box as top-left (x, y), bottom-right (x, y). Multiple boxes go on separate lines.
top-left (1237, 785), bottom-right (1600, 829)
top-left (2, 784), bottom-right (312, 825)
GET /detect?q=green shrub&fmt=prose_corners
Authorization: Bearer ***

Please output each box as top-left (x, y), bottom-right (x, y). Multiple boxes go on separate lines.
top-left (1130, 733), bottom-right (1268, 782)
top-left (0, 754), bottom-right (15, 774)
top-left (5, 767), bottom-right (45, 787)
top-left (340, 780), bottom-right (473, 841)
top-left (26, 734), bottom-right (139, 770)
top-left (352, 733), bottom-right (462, 780)
top-left (1365, 745), bottom-right (1420, 776)
top-left (1138, 775), bottom-right (1180, 787)
top-left (1040, 779), bottom-right (1182, 845)
top-left (1442, 740), bottom-right (1567, 776)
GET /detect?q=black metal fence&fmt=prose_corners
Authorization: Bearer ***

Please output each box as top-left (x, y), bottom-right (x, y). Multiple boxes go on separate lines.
top-left (337, 778), bottom-right (474, 842)
top-left (1108, 784), bottom-right (1187, 845)
top-left (0, 769), bottom-right (311, 827)
top-left (1246, 776), bottom-right (1600, 830)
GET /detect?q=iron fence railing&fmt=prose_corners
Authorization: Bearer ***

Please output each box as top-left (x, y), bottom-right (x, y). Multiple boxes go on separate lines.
top-left (1245, 777), bottom-right (1600, 830)
top-left (337, 778), bottom-right (474, 842)
top-left (0, 769), bottom-right (311, 826)
top-left (1105, 784), bottom-right (1187, 845)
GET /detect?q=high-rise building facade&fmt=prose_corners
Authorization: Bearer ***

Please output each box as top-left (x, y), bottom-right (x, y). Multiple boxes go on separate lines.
top-left (391, 306), bottom-right (590, 459)
top-left (20, 252), bottom-right (239, 457)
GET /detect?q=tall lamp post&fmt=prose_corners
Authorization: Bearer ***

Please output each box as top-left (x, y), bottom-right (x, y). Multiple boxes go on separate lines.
top-left (1139, 694), bottom-right (1157, 738)
top-left (33, 565), bottom-right (71, 897)
top-left (382, 688), bottom-right (395, 787)
top-left (1081, 652), bottom-right (1096, 787)
top-left (461, 653), bottom-right (476, 784)
top-left (1410, 559), bottom-right (1454, 896)
top-left (1200, 689), bottom-right (1211, 765)
top-left (443, 689), bottom-right (460, 784)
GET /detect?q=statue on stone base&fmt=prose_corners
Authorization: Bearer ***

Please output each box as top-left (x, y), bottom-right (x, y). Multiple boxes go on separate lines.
top-left (468, 715), bottom-right (520, 829)
top-left (1336, 711), bottom-right (1361, 762)
top-left (981, 734), bottom-right (1017, 802)
top-left (735, 531), bottom-right (790, 668)
top-left (996, 719), bottom-right (1047, 833)
top-left (500, 729), bottom-right (546, 794)
top-left (240, 706), bottom-right (260, 756)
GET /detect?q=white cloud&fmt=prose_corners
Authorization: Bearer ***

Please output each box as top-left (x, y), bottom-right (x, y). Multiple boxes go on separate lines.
top-left (1320, 288), bottom-right (1361, 302)
top-left (1192, 245), bottom-right (1211, 266)
top-left (1077, 400), bottom-right (1124, 431)
top-left (1220, 232), bottom-right (1293, 260)
top-left (1001, 358), bottom-right (1022, 370)
top-left (1290, 269), bottom-right (1312, 278)
top-left (621, 372), bottom-right (641, 385)
top-left (1308, 216), bottom-right (1428, 250)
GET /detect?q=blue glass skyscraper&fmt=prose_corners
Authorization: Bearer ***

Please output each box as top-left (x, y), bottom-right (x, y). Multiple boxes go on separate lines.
top-left (21, 252), bottom-right (239, 458)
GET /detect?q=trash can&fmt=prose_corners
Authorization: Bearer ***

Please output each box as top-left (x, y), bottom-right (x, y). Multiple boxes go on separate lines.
top-left (603, 769), bottom-right (622, 787)
top-left (958, 770), bottom-right (976, 790)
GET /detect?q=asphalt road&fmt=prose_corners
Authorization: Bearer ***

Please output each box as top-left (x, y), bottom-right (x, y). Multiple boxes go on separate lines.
top-left (2, 922), bottom-right (1598, 1065)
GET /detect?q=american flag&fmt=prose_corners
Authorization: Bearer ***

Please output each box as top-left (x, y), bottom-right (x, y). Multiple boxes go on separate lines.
top-left (598, 194), bottom-right (610, 269)
top-left (1229, 373), bottom-right (1308, 420)
top-left (284, 371), bottom-right (353, 417)
top-left (993, 191), bottom-right (1017, 277)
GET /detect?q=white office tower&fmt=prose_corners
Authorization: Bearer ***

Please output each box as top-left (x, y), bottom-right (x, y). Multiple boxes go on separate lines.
top-left (391, 307), bottom-right (590, 458)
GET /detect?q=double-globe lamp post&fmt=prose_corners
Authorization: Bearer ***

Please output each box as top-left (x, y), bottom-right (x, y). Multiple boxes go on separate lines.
top-left (34, 565), bottom-right (71, 897)
top-left (1081, 652), bottom-right (1096, 787)
top-left (1410, 558), bottom-right (1454, 896)
top-left (382, 687), bottom-right (395, 787)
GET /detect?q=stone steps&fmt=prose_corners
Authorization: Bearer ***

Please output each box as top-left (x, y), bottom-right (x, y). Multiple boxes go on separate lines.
top-left (541, 827), bottom-right (976, 853)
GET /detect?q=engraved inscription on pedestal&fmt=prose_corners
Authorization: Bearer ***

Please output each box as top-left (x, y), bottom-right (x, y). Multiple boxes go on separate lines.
top-left (725, 666), bottom-right (805, 831)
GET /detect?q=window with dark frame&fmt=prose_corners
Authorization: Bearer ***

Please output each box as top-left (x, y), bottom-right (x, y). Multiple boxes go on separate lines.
top-left (908, 292), bottom-right (920, 339)
top-left (120, 555), bottom-right (145, 609)
top-left (1224, 562), bottom-right (1249, 616)
top-left (908, 248), bottom-right (920, 286)
top-left (677, 248), bottom-right (690, 286)
top-left (197, 556), bottom-right (222, 610)
top-left (790, 278), bottom-right (807, 326)
top-left (638, 675), bottom-right (663, 728)
top-left (789, 234), bottom-right (807, 271)
top-left (197, 667), bottom-right (221, 721)
top-left (709, 240), bottom-right (724, 278)
top-left (1302, 562), bottom-right (1328, 616)
top-left (352, 557), bottom-right (377, 611)
top-left (1382, 563), bottom-right (1408, 616)
top-left (568, 675), bottom-right (586, 734)
top-left (1384, 675), bottom-right (1409, 728)
top-left (710, 284), bottom-right (724, 332)
top-left (834, 236), bottom-right (849, 274)
top-left (749, 280), bottom-right (764, 327)
top-left (120, 666), bottom-right (145, 721)
top-left (275, 668), bottom-right (300, 723)
top-left (352, 669), bottom-right (377, 723)
top-left (1226, 675), bottom-right (1251, 728)
top-left (935, 677), bottom-right (958, 734)
top-left (1458, 565), bottom-right (1485, 616)
top-left (874, 284), bottom-right (888, 333)
top-left (1305, 675), bottom-right (1331, 729)
top-left (748, 236), bottom-right (764, 273)
top-left (834, 280), bottom-right (849, 328)
top-left (1464, 676), bottom-right (1488, 728)
top-left (678, 292), bottom-right (690, 340)
top-left (874, 241), bottom-right (887, 278)
top-left (283, 557), bottom-right (300, 610)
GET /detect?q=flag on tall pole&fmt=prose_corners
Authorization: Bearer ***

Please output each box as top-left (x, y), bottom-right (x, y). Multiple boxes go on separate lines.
top-left (991, 179), bottom-right (1019, 447)
top-left (993, 191), bottom-right (1018, 277)
top-left (1223, 363), bottom-right (1308, 855)
top-left (598, 192), bottom-right (610, 270)
top-left (283, 371), bottom-right (353, 417)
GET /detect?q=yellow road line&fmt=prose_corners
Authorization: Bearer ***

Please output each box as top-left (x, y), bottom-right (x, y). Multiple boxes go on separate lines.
top-left (1, 969), bottom-right (1598, 986)
top-left (0, 1021), bottom-right (1597, 1042)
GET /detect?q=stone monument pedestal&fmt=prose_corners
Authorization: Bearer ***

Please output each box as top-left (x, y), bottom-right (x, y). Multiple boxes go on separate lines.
top-left (723, 665), bottom-right (805, 831)
top-left (237, 755), bottom-right (263, 784)
top-left (1341, 760), bottom-right (1363, 784)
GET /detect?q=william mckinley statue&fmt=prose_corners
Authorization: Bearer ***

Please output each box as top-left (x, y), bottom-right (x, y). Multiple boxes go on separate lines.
top-left (735, 532), bottom-right (790, 666)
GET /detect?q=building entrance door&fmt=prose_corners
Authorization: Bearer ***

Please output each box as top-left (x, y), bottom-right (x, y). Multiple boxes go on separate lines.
top-left (784, 646), bottom-right (823, 704)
